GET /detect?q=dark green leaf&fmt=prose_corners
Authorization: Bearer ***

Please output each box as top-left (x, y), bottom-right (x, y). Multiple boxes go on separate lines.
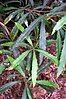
top-left (0, 81), bottom-right (20, 94)
top-left (57, 33), bottom-right (66, 77)
top-left (36, 49), bottom-right (58, 65)
top-left (13, 16), bottom-right (43, 49)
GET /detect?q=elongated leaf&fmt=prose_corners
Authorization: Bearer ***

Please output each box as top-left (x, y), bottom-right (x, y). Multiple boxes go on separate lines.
top-left (12, 16), bottom-right (43, 49)
top-left (0, 50), bottom-right (12, 54)
top-left (37, 80), bottom-right (58, 88)
top-left (27, 87), bottom-right (33, 99)
top-left (52, 16), bottom-right (66, 34)
top-left (29, 0), bottom-right (34, 6)
top-left (39, 20), bottom-right (46, 65)
top-left (0, 81), bottom-right (20, 94)
top-left (26, 36), bottom-right (33, 46)
top-left (56, 31), bottom-right (62, 60)
top-left (9, 50), bottom-right (30, 69)
top-left (4, 9), bottom-right (22, 25)
top-left (7, 55), bottom-right (25, 77)
top-left (36, 49), bottom-right (58, 65)
top-left (57, 33), bottom-right (66, 77)
top-left (38, 62), bottom-right (51, 75)
top-left (51, 3), bottom-right (66, 13)
top-left (42, 0), bottom-right (49, 8)
top-left (15, 22), bottom-right (24, 32)
top-left (32, 51), bottom-right (38, 87)
top-left (11, 13), bottom-right (29, 36)
top-left (22, 87), bottom-right (27, 99)
top-left (1, 42), bottom-right (14, 47)
top-left (0, 64), bottom-right (5, 74)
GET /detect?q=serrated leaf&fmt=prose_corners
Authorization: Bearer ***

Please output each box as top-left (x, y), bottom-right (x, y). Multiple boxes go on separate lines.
top-left (0, 81), bottom-right (20, 94)
top-left (36, 49), bottom-right (58, 65)
top-left (37, 80), bottom-right (58, 88)
top-left (32, 51), bottom-right (38, 87)
top-left (39, 20), bottom-right (46, 65)
top-left (52, 16), bottom-right (66, 34)
top-left (12, 16), bottom-right (43, 49)
top-left (57, 33), bottom-right (66, 77)
top-left (15, 22), bottom-right (24, 32)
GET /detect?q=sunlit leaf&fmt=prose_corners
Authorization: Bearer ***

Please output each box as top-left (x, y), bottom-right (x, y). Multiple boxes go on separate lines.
top-left (37, 80), bottom-right (58, 88)
top-left (52, 16), bottom-right (66, 34)
top-left (32, 51), bottom-right (38, 87)
top-left (15, 22), bottom-right (24, 32)
top-left (13, 16), bottom-right (43, 49)
top-left (1, 42), bottom-right (14, 47)
top-left (7, 56), bottom-right (25, 77)
top-left (4, 9), bottom-right (22, 25)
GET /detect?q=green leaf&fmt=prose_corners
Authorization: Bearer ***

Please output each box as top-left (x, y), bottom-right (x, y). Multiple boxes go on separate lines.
top-left (7, 56), bottom-right (25, 77)
top-left (37, 80), bottom-right (58, 88)
top-left (22, 87), bottom-right (27, 99)
top-left (11, 13), bottom-right (29, 40)
top-left (52, 16), bottom-right (66, 34)
top-left (26, 36), bottom-right (33, 46)
top-left (13, 16), bottom-right (43, 49)
top-left (15, 65), bottom-right (25, 77)
top-left (4, 9), bottom-right (22, 25)
top-left (27, 87), bottom-right (33, 99)
top-left (15, 22), bottom-right (24, 32)
top-left (57, 33), bottom-right (66, 77)
top-left (56, 31), bottom-right (62, 60)
top-left (32, 51), bottom-right (38, 87)
top-left (10, 50), bottom-right (30, 69)
top-left (0, 81), bottom-right (20, 94)
top-left (1, 42), bottom-right (14, 47)
top-left (51, 3), bottom-right (66, 13)
top-left (0, 64), bottom-right (5, 74)
top-left (36, 49), bottom-right (58, 65)
top-left (39, 20), bottom-right (46, 65)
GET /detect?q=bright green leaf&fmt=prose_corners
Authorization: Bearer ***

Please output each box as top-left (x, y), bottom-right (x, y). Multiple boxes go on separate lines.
top-left (32, 51), bottom-right (38, 87)
top-left (52, 16), bottom-right (66, 34)
top-left (15, 22), bottom-right (24, 32)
